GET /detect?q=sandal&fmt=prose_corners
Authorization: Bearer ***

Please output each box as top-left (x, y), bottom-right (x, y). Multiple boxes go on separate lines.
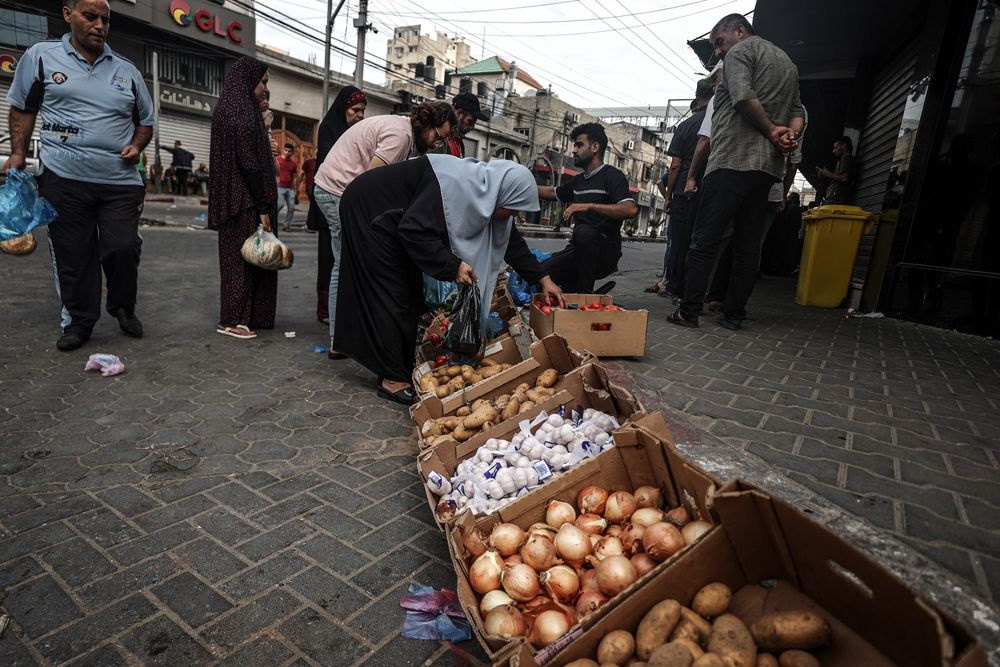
top-left (376, 381), bottom-right (417, 406)
top-left (216, 324), bottom-right (257, 339)
top-left (644, 283), bottom-right (662, 293)
top-left (666, 309), bottom-right (699, 328)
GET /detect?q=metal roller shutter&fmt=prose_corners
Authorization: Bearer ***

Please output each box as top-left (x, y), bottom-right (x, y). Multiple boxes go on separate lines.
top-left (156, 110), bottom-right (213, 171)
top-left (0, 79), bottom-right (41, 144)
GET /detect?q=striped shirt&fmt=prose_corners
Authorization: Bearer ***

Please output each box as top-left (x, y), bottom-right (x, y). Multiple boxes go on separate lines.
top-left (555, 163), bottom-right (635, 241)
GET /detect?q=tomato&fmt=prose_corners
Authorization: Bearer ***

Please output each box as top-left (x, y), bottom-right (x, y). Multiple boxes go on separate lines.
top-left (591, 302), bottom-right (602, 309)
top-left (597, 323), bottom-right (612, 331)
top-left (434, 354), bottom-right (448, 367)
top-left (428, 332), bottom-right (441, 344)
top-left (541, 305), bottom-right (552, 315)
top-left (605, 305), bottom-right (621, 312)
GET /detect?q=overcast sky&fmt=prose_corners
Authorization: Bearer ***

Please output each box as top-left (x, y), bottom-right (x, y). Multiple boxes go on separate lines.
top-left (254, 0), bottom-right (756, 111)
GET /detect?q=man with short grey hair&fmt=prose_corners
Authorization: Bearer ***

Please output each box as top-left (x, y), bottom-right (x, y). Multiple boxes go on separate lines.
top-left (3, 0), bottom-right (154, 350)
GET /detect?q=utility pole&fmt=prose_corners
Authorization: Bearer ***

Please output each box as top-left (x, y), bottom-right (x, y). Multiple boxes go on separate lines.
top-left (322, 0), bottom-right (349, 113)
top-left (353, 0), bottom-right (370, 88)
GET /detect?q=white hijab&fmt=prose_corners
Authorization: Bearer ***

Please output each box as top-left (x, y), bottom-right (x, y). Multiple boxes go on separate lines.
top-left (427, 155), bottom-right (540, 323)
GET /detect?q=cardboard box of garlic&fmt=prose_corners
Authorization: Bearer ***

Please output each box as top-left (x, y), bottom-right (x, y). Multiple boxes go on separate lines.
top-left (418, 362), bottom-right (643, 531)
top-left (502, 478), bottom-right (988, 667)
top-left (442, 412), bottom-right (722, 660)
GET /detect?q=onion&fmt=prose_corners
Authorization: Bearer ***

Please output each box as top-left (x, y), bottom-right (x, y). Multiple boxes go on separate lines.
top-left (634, 485), bottom-right (663, 509)
top-left (501, 563), bottom-right (542, 602)
top-left (484, 603), bottom-right (526, 638)
top-left (592, 535), bottom-right (625, 561)
top-left (642, 522), bottom-right (686, 561)
top-left (554, 523), bottom-right (593, 563)
top-left (620, 523), bottom-right (646, 554)
top-left (589, 534), bottom-right (601, 549)
top-left (682, 520), bottom-right (712, 545)
top-left (462, 527), bottom-right (488, 558)
top-left (575, 513), bottom-right (609, 535)
top-left (489, 523), bottom-right (526, 557)
top-left (505, 554), bottom-right (523, 566)
top-left (604, 491), bottom-right (638, 524)
top-left (631, 552), bottom-right (658, 577)
top-left (595, 554), bottom-right (638, 597)
top-left (528, 522), bottom-right (557, 542)
top-left (578, 486), bottom-right (609, 515)
top-left (529, 609), bottom-right (573, 647)
top-left (580, 568), bottom-right (600, 592)
top-left (630, 507), bottom-right (664, 527)
top-left (435, 500), bottom-right (456, 521)
top-left (665, 506), bottom-right (690, 527)
top-left (605, 524), bottom-right (624, 538)
top-left (469, 550), bottom-right (505, 594)
top-left (521, 534), bottom-right (560, 572)
top-left (540, 564), bottom-right (580, 603)
top-left (480, 589), bottom-right (514, 617)
top-left (576, 589), bottom-right (609, 617)
top-left (546, 500), bottom-right (577, 528)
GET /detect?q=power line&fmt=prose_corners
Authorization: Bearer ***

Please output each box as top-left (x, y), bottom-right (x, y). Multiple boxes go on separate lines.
top-left (610, 0), bottom-right (710, 88)
top-left (364, 0), bottom-right (731, 24)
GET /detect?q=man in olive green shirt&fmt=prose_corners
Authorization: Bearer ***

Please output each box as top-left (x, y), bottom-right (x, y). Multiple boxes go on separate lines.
top-left (668, 13), bottom-right (804, 330)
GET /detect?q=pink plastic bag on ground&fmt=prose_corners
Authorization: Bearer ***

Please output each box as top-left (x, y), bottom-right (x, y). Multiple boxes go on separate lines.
top-left (84, 354), bottom-right (125, 377)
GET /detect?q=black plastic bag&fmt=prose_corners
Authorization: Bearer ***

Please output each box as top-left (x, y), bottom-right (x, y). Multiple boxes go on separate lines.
top-left (443, 283), bottom-right (484, 362)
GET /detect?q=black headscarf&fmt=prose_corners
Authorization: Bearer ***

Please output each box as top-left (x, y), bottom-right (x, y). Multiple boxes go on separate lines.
top-left (316, 85), bottom-right (364, 164)
top-left (208, 56), bottom-right (277, 229)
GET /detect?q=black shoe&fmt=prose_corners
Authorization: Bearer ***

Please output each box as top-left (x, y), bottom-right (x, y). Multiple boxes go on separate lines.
top-left (666, 309), bottom-right (699, 328)
top-left (376, 383), bottom-right (417, 406)
top-left (716, 316), bottom-right (741, 330)
top-left (594, 280), bottom-right (616, 295)
top-left (328, 349), bottom-right (348, 360)
top-left (112, 307), bottom-right (143, 338)
top-left (56, 331), bottom-right (88, 351)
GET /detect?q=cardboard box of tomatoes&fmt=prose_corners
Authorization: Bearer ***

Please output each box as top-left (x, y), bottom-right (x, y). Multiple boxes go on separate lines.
top-left (529, 294), bottom-right (648, 358)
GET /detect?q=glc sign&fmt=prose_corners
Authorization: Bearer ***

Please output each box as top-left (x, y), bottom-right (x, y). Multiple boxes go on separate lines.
top-left (168, 0), bottom-right (243, 45)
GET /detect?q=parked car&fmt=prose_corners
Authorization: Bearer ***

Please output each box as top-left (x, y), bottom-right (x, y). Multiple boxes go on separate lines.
top-left (0, 134), bottom-right (41, 183)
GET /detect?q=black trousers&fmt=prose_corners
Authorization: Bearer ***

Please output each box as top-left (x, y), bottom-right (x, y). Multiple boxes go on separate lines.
top-left (39, 170), bottom-right (145, 336)
top-left (541, 223), bottom-right (621, 293)
top-left (680, 169), bottom-right (774, 322)
top-left (665, 193), bottom-right (698, 296)
top-left (174, 168), bottom-right (191, 196)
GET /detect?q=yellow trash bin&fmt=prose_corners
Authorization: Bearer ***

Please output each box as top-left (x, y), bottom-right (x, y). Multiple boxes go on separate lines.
top-left (796, 205), bottom-right (876, 307)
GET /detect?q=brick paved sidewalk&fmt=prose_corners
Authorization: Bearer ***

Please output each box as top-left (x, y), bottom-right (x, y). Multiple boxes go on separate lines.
top-left (0, 228), bottom-right (997, 665)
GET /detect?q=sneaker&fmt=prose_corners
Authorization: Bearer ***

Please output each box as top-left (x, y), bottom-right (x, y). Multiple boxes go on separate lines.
top-left (112, 307), bottom-right (143, 338)
top-left (56, 331), bottom-right (88, 351)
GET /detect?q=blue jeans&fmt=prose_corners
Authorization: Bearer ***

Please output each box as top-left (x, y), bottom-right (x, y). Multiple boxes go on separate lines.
top-left (276, 187), bottom-right (296, 225)
top-left (313, 186), bottom-right (342, 343)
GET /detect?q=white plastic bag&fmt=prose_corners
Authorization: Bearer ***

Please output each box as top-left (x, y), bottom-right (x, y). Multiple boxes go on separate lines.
top-left (241, 225), bottom-right (293, 270)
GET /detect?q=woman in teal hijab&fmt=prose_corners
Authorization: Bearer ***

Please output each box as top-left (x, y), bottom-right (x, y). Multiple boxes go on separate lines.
top-left (335, 154), bottom-right (565, 405)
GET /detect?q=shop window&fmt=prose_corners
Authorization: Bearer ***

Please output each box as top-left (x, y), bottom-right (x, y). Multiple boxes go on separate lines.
top-left (0, 10), bottom-right (48, 48)
top-left (147, 45), bottom-right (225, 96)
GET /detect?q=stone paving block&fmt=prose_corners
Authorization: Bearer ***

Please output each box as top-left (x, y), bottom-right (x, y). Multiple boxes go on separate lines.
top-left (39, 536), bottom-right (115, 588)
top-left (4, 494), bottom-right (99, 534)
top-left (747, 442), bottom-right (840, 487)
top-left (278, 608), bottom-right (370, 665)
top-left (251, 494), bottom-right (322, 529)
top-left (216, 635), bottom-right (296, 667)
top-left (192, 507), bottom-right (261, 546)
top-left (980, 553), bottom-right (1000, 603)
top-left (797, 438), bottom-right (896, 478)
top-left (961, 496), bottom-right (1000, 533)
top-left (108, 522), bottom-right (199, 566)
top-left (297, 533), bottom-right (372, 577)
top-left (348, 578), bottom-right (415, 645)
top-left (208, 481), bottom-right (271, 514)
top-left (66, 643), bottom-right (129, 667)
top-left (152, 571), bottom-right (233, 629)
top-left (78, 553), bottom-right (180, 608)
top-left (69, 508), bottom-right (142, 549)
top-left (220, 551), bottom-right (311, 599)
top-left (364, 636), bottom-right (442, 667)
top-left (899, 460), bottom-right (1000, 507)
top-left (786, 472), bottom-right (896, 532)
top-left (35, 594), bottom-right (158, 663)
top-left (351, 546), bottom-right (429, 597)
top-left (307, 505), bottom-right (371, 541)
top-left (354, 491), bottom-right (428, 528)
top-left (3, 574), bottom-right (84, 638)
top-left (258, 471), bottom-right (328, 501)
top-left (149, 476), bottom-right (227, 503)
top-left (96, 486), bottom-right (161, 517)
top-left (288, 566), bottom-right (371, 620)
top-left (0, 555), bottom-right (42, 590)
top-left (311, 481), bottom-right (373, 514)
top-left (237, 519), bottom-right (314, 560)
top-left (0, 630), bottom-right (36, 666)
top-left (0, 522), bottom-right (75, 563)
top-left (354, 516), bottom-right (427, 556)
top-left (899, 538), bottom-right (980, 587)
top-left (905, 503), bottom-right (1000, 555)
top-left (201, 588), bottom-right (301, 651)
top-left (133, 493), bottom-right (216, 532)
top-left (686, 398), bottom-right (763, 428)
top-left (119, 615), bottom-right (214, 665)
top-left (706, 420), bottom-right (799, 452)
top-left (0, 495), bottom-right (40, 518)
top-left (175, 538), bottom-right (249, 583)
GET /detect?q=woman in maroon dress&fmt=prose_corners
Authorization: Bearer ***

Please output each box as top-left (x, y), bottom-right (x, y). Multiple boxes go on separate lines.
top-left (208, 57), bottom-right (279, 339)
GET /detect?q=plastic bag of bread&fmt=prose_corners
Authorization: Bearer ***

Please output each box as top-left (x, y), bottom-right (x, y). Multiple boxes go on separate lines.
top-left (0, 232), bottom-right (37, 255)
top-left (241, 225), bottom-right (294, 270)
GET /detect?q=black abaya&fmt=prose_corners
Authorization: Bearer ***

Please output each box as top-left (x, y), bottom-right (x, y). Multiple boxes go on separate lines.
top-left (334, 157), bottom-right (544, 383)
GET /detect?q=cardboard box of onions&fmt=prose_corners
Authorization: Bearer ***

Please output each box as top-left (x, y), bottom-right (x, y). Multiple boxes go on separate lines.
top-left (443, 412), bottom-right (724, 660)
top-left (417, 361), bottom-right (644, 531)
top-left (411, 335), bottom-right (592, 450)
top-left (504, 479), bottom-right (989, 667)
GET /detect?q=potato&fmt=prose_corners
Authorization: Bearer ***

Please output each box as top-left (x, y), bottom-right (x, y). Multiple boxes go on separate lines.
top-left (679, 608), bottom-right (712, 642)
top-left (691, 655), bottom-right (725, 667)
top-left (635, 599), bottom-right (682, 660)
top-left (495, 394), bottom-right (510, 409)
top-left (757, 655), bottom-right (779, 667)
top-left (446, 365), bottom-right (464, 377)
top-left (462, 370), bottom-right (476, 382)
top-left (515, 382), bottom-right (531, 394)
top-left (707, 615), bottom-right (755, 667)
top-left (564, 660), bottom-right (599, 667)
top-left (447, 376), bottom-right (466, 391)
top-left (691, 583), bottom-right (731, 618)
top-left (471, 399), bottom-right (490, 411)
top-left (480, 365), bottom-right (503, 378)
top-left (647, 642), bottom-right (693, 667)
top-left (423, 435), bottom-right (445, 447)
top-left (500, 363), bottom-right (513, 370)
top-left (456, 406), bottom-right (472, 417)
top-left (597, 629), bottom-right (636, 665)
top-left (419, 374), bottom-right (439, 392)
top-left (452, 424), bottom-right (475, 441)
top-left (502, 397), bottom-right (520, 421)
top-left (464, 405), bottom-right (499, 429)
top-left (626, 661), bottom-right (649, 667)
top-left (778, 650), bottom-right (820, 667)
top-left (440, 417), bottom-right (460, 431)
top-left (421, 421), bottom-right (443, 437)
top-left (469, 374), bottom-right (483, 383)
top-left (671, 638), bottom-right (703, 660)
top-left (750, 612), bottom-right (831, 652)
top-left (435, 385), bottom-right (451, 398)
top-left (481, 358), bottom-right (498, 367)
top-left (518, 400), bottom-right (536, 414)
top-left (460, 364), bottom-right (475, 375)
top-left (536, 368), bottom-right (559, 388)
top-left (669, 619), bottom-right (701, 644)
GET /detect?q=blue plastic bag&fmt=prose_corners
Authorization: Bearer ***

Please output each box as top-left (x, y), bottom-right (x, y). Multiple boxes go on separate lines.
top-left (0, 169), bottom-right (57, 241)
top-left (423, 274), bottom-right (457, 308)
top-left (399, 584), bottom-right (470, 642)
top-left (508, 248), bottom-right (552, 305)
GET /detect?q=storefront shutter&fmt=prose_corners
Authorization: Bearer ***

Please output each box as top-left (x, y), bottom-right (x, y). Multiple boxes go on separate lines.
top-left (155, 110), bottom-right (213, 171)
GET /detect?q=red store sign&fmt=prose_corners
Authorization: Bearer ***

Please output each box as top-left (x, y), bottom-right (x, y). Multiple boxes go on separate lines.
top-left (168, 0), bottom-right (242, 44)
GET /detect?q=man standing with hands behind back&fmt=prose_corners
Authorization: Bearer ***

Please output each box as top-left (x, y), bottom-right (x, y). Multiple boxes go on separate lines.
top-left (538, 122), bottom-right (638, 294)
top-left (3, 0), bottom-right (155, 351)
